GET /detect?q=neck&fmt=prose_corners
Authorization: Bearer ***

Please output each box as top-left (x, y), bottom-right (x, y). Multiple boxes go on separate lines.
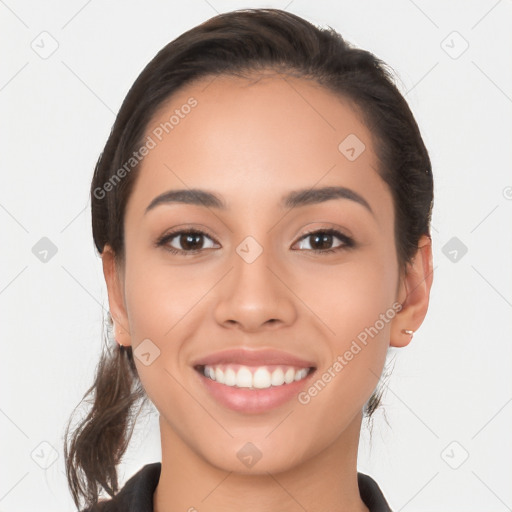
top-left (153, 412), bottom-right (369, 512)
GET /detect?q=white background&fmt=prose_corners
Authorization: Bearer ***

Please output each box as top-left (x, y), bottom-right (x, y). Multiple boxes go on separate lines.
top-left (1, 1), bottom-right (511, 511)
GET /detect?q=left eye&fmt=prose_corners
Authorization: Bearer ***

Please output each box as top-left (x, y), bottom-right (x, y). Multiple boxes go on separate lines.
top-left (293, 229), bottom-right (354, 253)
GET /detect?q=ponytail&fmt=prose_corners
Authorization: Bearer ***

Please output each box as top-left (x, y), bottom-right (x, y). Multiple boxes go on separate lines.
top-left (63, 315), bottom-right (148, 510)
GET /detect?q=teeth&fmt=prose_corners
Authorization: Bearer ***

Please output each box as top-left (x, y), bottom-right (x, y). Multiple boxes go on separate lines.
top-left (271, 368), bottom-right (285, 386)
top-left (202, 364), bottom-right (311, 389)
top-left (253, 367), bottom-right (270, 389)
top-left (284, 367), bottom-right (295, 384)
top-left (237, 367), bottom-right (253, 388)
top-left (295, 368), bottom-right (308, 381)
top-left (224, 367), bottom-right (237, 386)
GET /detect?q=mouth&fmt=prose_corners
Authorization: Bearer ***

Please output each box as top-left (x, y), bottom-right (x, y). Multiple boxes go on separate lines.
top-left (195, 363), bottom-right (314, 389)
top-left (192, 348), bottom-right (317, 413)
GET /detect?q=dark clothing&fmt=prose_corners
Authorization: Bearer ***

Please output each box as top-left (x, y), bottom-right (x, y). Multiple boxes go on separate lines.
top-left (84, 462), bottom-right (392, 511)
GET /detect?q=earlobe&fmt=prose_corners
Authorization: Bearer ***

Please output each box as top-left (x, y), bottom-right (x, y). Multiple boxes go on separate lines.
top-left (390, 235), bottom-right (434, 348)
top-left (102, 245), bottom-right (132, 347)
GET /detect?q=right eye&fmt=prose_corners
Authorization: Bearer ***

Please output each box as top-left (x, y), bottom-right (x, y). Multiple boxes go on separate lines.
top-left (155, 229), bottom-right (219, 256)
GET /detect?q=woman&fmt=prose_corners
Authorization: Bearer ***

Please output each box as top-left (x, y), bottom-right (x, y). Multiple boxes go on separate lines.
top-left (64, 8), bottom-right (434, 512)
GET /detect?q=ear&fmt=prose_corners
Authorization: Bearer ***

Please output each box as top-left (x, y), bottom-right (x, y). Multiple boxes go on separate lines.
top-left (102, 245), bottom-right (132, 347)
top-left (390, 234), bottom-right (434, 348)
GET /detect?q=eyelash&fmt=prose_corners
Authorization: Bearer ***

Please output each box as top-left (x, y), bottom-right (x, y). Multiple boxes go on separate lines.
top-left (155, 228), bottom-right (355, 256)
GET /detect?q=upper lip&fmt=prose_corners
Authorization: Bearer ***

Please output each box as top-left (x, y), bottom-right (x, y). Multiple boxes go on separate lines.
top-left (192, 348), bottom-right (316, 368)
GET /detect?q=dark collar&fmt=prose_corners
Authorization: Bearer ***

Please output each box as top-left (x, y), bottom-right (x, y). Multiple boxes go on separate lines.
top-left (88, 462), bottom-right (392, 512)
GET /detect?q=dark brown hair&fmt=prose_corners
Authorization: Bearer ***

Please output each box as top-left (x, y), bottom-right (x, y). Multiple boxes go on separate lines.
top-left (64, 7), bottom-right (433, 510)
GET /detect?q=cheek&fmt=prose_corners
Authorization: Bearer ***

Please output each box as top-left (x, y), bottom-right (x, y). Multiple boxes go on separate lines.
top-left (121, 253), bottom-right (219, 399)
top-left (291, 249), bottom-right (398, 343)
top-left (295, 251), bottom-right (398, 399)
top-left (292, 265), bottom-right (397, 448)
top-left (123, 255), bottom-right (212, 342)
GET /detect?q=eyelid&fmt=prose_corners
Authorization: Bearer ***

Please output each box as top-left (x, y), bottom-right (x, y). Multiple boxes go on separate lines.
top-left (294, 221), bottom-right (354, 240)
top-left (292, 227), bottom-right (354, 250)
top-left (155, 224), bottom-right (218, 243)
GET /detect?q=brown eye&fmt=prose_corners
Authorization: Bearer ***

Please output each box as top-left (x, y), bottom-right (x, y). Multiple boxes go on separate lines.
top-left (177, 232), bottom-right (205, 251)
top-left (294, 229), bottom-right (354, 253)
top-left (156, 229), bottom-right (218, 255)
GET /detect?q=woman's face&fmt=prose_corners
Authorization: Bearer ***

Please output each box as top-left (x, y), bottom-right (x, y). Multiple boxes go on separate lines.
top-left (108, 73), bottom-right (411, 473)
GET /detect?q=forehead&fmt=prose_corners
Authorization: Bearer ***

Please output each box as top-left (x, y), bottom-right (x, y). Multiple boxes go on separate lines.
top-left (127, 73), bottom-right (391, 220)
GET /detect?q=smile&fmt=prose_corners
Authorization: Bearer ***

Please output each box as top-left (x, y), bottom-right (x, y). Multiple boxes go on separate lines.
top-left (192, 348), bottom-right (317, 413)
top-left (199, 364), bottom-right (313, 389)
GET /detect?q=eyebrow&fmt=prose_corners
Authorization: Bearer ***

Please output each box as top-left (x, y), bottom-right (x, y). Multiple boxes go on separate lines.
top-left (144, 186), bottom-right (373, 215)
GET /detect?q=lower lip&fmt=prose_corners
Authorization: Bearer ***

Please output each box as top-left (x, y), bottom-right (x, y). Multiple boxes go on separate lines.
top-left (196, 368), bottom-right (315, 414)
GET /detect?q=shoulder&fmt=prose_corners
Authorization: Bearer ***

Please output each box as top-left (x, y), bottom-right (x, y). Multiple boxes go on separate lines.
top-left (357, 472), bottom-right (393, 512)
top-left (80, 462), bottom-right (162, 512)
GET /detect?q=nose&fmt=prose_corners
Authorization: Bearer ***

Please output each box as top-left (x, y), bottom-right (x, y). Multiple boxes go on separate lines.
top-left (213, 244), bottom-right (297, 332)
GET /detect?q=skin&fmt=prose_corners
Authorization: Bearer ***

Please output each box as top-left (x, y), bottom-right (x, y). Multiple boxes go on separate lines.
top-left (102, 72), bottom-right (433, 512)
